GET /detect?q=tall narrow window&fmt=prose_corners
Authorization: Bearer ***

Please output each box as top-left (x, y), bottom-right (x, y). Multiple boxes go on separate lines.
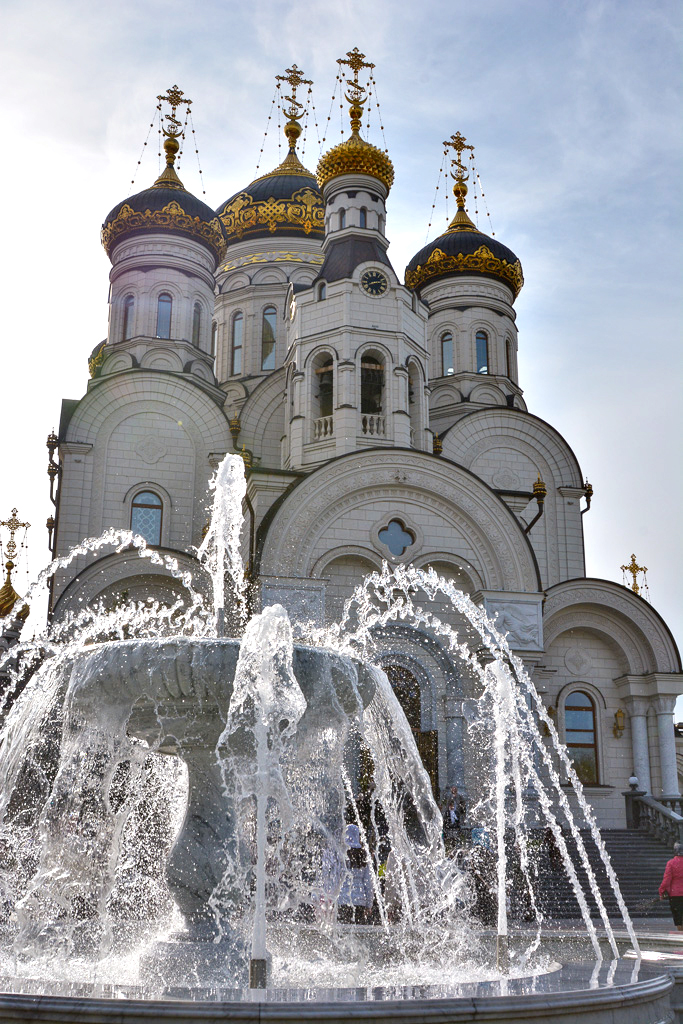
top-left (231, 312), bottom-right (243, 375)
top-left (156, 293), bottom-right (172, 339)
top-left (122, 294), bottom-right (135, 341)
top-left (441, 331), bottom-right (454, 376)
top-left (211, 321), bottom-right (218, 357)
top-left (192, 302), bottom-right (201, 346)
top-left (378, 215), bottom-right (385, 235)
top-left (131, 491), bottom-right (162, 546)
top-left (476, 330), bottom-right (489, 373)
top-left (339, 208), bottom-right (346, 229)
top-left (506, 338), bottom-right (514, 379)
top-left (361, 356), bottom-right (384, 413)
top-left (317, 281), bottom-right (326, 301)
top-left (565, 691), bottom-right (598, 784)
top-left (359, 207), bottom-right (367, 229)
top-left (315, 358), bottom-right (334, 418)
top-left (261, 306), bottom-right (276, 371)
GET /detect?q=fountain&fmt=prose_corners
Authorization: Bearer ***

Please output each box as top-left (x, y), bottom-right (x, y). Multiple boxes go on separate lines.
top-left (0, 455), bottom-right (676, 1022)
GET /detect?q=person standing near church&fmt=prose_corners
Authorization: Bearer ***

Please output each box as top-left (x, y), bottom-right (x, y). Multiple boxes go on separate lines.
top-left (659, 843), bottom-right (683, 931)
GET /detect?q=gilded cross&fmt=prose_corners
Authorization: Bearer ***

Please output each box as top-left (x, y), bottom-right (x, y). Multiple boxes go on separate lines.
top-left (276, 64), bottom-right (312, 120)
top-left (0, 508), bottom-right (30, 563)
top-left (444, 131), bottom-right (474, 183)
top-left (337, 48), bottom-right (375, 131)
top-left (157, 84), bottom-right (191, 138)
top-left (621, 553), bottom-right (647, 594)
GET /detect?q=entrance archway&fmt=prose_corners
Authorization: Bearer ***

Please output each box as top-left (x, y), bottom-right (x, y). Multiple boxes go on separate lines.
top-left (384, 664), bottom-right (439, 799)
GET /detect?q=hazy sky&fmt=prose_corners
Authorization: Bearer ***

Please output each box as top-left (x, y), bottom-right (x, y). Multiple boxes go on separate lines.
top-left (0, 1), bottom-right (681, 679)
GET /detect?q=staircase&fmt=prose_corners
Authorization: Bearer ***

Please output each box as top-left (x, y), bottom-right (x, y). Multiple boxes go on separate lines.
top-left (534, 829), bottom-right (673, 920)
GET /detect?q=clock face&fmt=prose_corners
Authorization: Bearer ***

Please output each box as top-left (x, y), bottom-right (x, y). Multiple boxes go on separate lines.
top-left (361, 269), bottom-right (388, 296)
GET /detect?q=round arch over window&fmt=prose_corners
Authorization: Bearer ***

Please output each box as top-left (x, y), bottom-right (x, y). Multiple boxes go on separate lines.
top-left (475, 330), bottom-right (489, 374)
top-left (231, 312), bottom-right (243, 375)
top-left (131, 490), bottom-right (163, 546)
top-left (122, 294), bottom-right (135, 341)
top-left (156, 293), bottom-right (172, 339)
top-left (261, 306), bottom-right (277, 371)
top-left (192, 302), bottom-right (202, 346)
top-left (564, 690), bottom-right (598, 784)
top-left (441, 331), bottom-right (454, 376)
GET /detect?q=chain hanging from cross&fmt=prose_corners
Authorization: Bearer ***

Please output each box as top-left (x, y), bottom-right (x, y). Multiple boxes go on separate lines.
top-left (621, 553), bottom-right (647, 595)
top-left (157, 84), bottom-right (192, 140)
top-left (275, 64), bottom-right (312, 123)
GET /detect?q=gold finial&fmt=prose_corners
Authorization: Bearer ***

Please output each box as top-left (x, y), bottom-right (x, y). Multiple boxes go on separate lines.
top-left (275, 64), bottom-right (312, 151)
top-left (532, 474), bottom-right (547, 504)
top-left (621, 553), bottom-right (647, 595)
top-left (0, 508), bottom-right (30, 621)
top-left (337, 47), bottom-right (375, 134)
top-left (152, 85), bottom-right (192, 190)
top-left (443, 131), bottom-right (477, 232)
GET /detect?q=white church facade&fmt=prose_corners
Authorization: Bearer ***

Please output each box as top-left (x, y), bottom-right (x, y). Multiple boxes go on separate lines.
top-left (48, 72), bottom-right (682, 830)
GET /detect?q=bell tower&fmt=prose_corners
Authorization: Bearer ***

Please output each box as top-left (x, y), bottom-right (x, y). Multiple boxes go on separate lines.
top-left (282, 49), bottom-right (430, 472)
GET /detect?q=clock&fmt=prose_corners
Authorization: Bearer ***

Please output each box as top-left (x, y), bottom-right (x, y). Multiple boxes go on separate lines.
top-left (360, 269), bottom-right (388, 297)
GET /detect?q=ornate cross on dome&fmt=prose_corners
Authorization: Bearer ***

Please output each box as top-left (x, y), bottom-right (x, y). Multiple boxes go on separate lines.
top-left (157, 84), bottom-right (192, 139)
top-left (444, 132), bottom-right (474, 183)
top-left (337, 47), bottom-right (375, 131)
top-left (0, 508), bottom-right (30, 565)
top-left (275, 64), bottom-right (312, 122)
top-left (621, 553), bottom-right (647, 595)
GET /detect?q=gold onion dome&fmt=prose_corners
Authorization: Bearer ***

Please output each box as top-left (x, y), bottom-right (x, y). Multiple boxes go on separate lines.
top-left (216, 117), bottom-right (324, 245)
top-left (101, 130), bottom-right (227, 263)
top-left (0, 563), bottom-right (28, 622)
top-left (316, 130), bottom-right (394, 193)
top-left (405, 140), bottom-right (522, 297)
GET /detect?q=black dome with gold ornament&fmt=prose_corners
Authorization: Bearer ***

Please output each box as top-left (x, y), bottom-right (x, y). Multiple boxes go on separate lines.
top-left (101, 93), bottom-right (226, 264)
top-left (216, 116), bottom-right (324, 246)
top-left (405, 137), bottom-right (523, 298)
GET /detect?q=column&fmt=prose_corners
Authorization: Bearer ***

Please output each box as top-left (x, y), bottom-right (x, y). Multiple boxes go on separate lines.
top-left (623, 696), bottom-right (652, 794)
top-left (653, 696), bottom-right (680, 798)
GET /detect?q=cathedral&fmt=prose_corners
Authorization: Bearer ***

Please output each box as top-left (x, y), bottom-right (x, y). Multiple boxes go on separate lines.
top-left (46, 61), bottom-right (682, 829)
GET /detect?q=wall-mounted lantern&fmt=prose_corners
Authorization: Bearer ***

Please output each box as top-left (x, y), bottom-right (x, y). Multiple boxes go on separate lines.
top-left (613, 708), bottom-right (626, 738)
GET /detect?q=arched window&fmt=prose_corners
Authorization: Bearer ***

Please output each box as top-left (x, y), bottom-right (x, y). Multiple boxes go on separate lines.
top-left (339, 208), bottom-right (346, 230)
top-left (261, 306), bottom-right (276, 371)
top-left (359, 207), bottom-right (367, 229)
top-left (130, 491), bottom-right (162, 546)
top-left (156, 293), bottom-right (172, 339)
top-left (475, 330), bottom-right (489, 374)
top-left (441, 331), bottom-right (454, 376)
top-left (317, 281), bottom-right (327, 301)
top-left (360, 355), bottom-right (384, 414)
top-left (192, 302), bottom-right (201, 346)
top-left (122, 294), bottom-right (135, 341)
top-left (211, 321), bottom-right (218, 357)
top-left (506, 338), bottom-right (514, 379)
top-left (378, 215), bottom-right (385, 235)
top-left (565, 691), bottom-right (598, 784)
top-left (312, 354), bottom-right (334, 439)
top-left (231, 312), bottom-right (243, 375)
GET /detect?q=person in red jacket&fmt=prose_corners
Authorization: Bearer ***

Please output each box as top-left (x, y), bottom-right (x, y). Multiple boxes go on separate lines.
top-left (659, 842), bottom-right (683, 930)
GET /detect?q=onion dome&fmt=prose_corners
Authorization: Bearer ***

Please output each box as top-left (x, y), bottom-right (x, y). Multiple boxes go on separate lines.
top-left (0, 562), bottom-right (28, 621)
top-left (405, 139), bottom-right (523, 297)
top-left (316, 131), bottom-right (394, 194)
top-left (217, 117), bottom-right (324, 245)
top-left (101, 133), bottom-right (227, 262)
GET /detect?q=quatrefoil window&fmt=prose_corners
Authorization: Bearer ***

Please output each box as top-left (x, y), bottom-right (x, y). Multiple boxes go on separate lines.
top-left (379, 519), bottom-right (415, 557)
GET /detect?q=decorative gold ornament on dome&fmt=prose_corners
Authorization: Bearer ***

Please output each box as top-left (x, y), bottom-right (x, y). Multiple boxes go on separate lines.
top-left (443, 131), bottom-right (477, 234)
top-left (0, 508), bottom-right (30, 622)
top-left (621, 553), bottom-right (648, 596)
top-left (152, 84), bottom-right (191, 192)
top-left (316, 48), bottom-right (394, 193)
top-left (405, 243), bottom-right (524, 295)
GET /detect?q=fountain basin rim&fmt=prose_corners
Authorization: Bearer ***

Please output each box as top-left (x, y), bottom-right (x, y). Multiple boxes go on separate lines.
top-left (0, 961), bottom-right (673, 1022)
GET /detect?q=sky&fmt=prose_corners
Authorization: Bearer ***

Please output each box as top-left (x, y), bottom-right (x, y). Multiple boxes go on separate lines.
top-left (0, 0), bottom-right (681, 691)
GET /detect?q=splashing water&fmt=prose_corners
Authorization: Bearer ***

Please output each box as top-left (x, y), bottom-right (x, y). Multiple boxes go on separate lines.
top-left (0, 454), bottom-right (639, 995)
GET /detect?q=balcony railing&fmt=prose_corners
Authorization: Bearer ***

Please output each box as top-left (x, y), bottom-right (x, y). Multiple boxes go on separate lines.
top-left (313, 415), bottom-right (334, 440)
top-left (361, 413), bottom-right (385, 437)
